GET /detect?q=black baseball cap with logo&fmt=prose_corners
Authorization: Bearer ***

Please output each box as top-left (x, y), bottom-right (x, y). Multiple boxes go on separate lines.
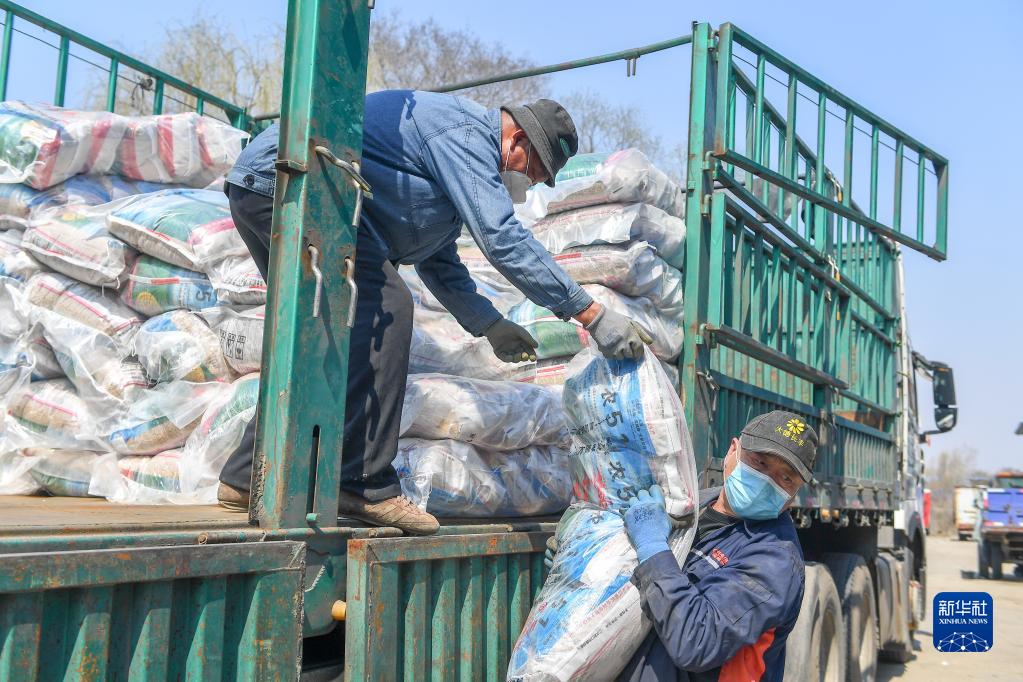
top-left (739, 410), bottom-right (819, 482)
top-left (502, 98), bottom-right (578, 187)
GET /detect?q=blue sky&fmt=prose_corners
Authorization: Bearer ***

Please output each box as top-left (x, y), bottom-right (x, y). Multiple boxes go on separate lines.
top-left (15, 0), bottom-right (1023, 473)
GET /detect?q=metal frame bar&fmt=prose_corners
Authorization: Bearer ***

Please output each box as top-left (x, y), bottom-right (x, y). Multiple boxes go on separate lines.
top-left (0, 0), bottom-right (247, 125)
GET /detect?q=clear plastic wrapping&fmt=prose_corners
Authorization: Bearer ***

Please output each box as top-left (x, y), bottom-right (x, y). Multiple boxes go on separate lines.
top-left (519, 149), bottom-right (685, 222)
top-left (22, 205), bottom-right (136, 287)
top-left (133, 310), bottom-right (232, 383)
top-left (5, 378), bottom-right (101, 450)
top-left (103, 380), bottom-right (227, 455)
top-left (393, 438), bottom-right (571, 517)
top-left (401, 373), bottom-right (568, 450)
top-left (507, 346), bottom-right (699, 681)
top-left (121, 255), bottom-right (218, 316)
top-left (204, 255), bottom-right (266, 306)
top-left (0, 102), bottom-right (246, 190)
top-left (25, 272), bottom-right (142, 349)
top-left (27, 448), bottom-right (101, 497)
top-left (530, 203), bottom-right (686, 270)
top-left (199, 305), bottom-right (265, 374)
top-left (0, 229), bottom-right (43, 282)
top-left (107, 188), bottom-right (238, 270)
top-left (508, 284), bottom-right (683, 362)
top-left (0, 449), bottom-right (39, 494)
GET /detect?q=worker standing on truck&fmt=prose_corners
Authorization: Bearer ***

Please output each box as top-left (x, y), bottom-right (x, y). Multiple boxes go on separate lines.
top-left (620, 411), bottom-right (817, 681)
top-left (216, 91), bottom-right (652, 534)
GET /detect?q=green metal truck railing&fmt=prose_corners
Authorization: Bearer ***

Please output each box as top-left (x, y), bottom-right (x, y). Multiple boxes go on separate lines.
top-left (0, 0), bottom-right (249, 126)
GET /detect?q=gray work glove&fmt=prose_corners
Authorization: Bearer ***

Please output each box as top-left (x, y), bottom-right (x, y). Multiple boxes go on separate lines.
top-left (485, 318), bottom-right (538, 363)
top-left (584, 306), bottom-right (653, 360)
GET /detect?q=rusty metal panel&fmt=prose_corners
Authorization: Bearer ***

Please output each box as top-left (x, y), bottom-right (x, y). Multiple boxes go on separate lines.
top-left (0, 541), bottom-right (305, 681)
top-left (344, 531), bottom-right (550, 681)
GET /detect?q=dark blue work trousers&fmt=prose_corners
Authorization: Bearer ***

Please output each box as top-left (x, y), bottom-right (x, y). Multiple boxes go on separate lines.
top-left (217, 183), bottom-right (406, 501)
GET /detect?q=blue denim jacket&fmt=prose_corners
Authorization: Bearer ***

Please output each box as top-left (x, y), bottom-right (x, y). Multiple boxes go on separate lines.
top-left (227, 90), bottom-right (593, 336)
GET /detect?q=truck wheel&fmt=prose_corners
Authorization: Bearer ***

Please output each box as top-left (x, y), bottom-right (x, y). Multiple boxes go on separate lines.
top-left (877, 551), bottom-right (913, 663)
top-left (977, 540), bottom-right (991, 579)
top-left (990, 543), bottom-right (1004, 580)
top-left (824, 554), bottom-right (878, 682)
top-left (783, 562), bottom-right (847, 682)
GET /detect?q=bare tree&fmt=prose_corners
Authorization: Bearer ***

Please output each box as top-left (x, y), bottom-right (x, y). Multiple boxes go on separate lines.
top-left (82, 12), bottom-right (283, 121)
top-left (563, 90), bottom-right (662, 158)
top-left (367, 13), bottom-right (549, 108)
top-left (928, 447), bottom-right (978, 536)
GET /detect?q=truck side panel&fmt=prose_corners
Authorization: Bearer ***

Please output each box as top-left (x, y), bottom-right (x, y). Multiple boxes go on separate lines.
top-left (0, 542), bottom-right (305, 681)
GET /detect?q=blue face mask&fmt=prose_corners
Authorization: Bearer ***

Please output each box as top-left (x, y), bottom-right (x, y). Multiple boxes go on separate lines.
top-left (724, 459), bottom-right (791, 521)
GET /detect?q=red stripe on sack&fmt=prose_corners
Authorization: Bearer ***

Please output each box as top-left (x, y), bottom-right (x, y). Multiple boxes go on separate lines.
top-left (157, 116), bottom-right (175, 180)
top-left (34, 135), bottom-right (60, 190)
top-left (86, 116), bottom-right (114, 173)
top-left (120, 121), bottom-right (142, 180)
top-left (195, 115), bottom-right (214, 168)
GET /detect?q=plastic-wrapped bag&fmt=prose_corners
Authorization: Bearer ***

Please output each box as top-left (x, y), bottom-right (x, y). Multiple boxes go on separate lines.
top-left (0, 175), bottom-right (181, 231)
top-left (105, 380), bottom-right (226, 455)
top-left (27, 331), bottom-right (63, 380)
top-left (199, 305), bottom-right (264, 374)
top-left (28, 448), bottom-right (101, 496)
top-left (107, 188), bottom-right (237, 270)
top-left (401, 373), bottom-right (568, 450)
top-left (121, 255), bottom-right (218, 316)
top-left (519, 149), bottom-right (685, 222)
top-left (508, 284), bottom-right (683, 362)
top-left (204, 255), bottom-right (266, 306)
top-left (0, 229), bottom-right (43, 282)
top-left (89, 450), bottom-right (193, 505)
top-left (5, 378), bottom-right (99, 450)
top-left (133, 310), bottom-right (232, 383)
top-left (393, 438), bottom-right (571, 517)
top-left (409, 308), bottom-right (536, 382)
top-left (25, 272), bottom-right (142, 348)
top-left (178, 373), bottom-right (259, 502)
top-left (0, 449), bottom-right (39, 494)
top-left (530, 203), bottom-right (685, 270)
top-left (21, 206), bottom-right (136, 287)
top-left (0, 279), bottom-right (33, 404)
top-left (507, 346), bottom-right (699, 681)
top-left (0, 102), bottom-right (245, 189)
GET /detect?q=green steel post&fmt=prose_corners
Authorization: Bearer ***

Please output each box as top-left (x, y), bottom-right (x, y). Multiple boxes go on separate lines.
top-left (813, 90), bottom-right (827, 252)
top-left (935, 160), bottom-right (948, 253)
top-left (681, 22), bottom-right (718, 477)
top-left (195, 95), bottom-right (204, 115)
top-left (784, 73), bottom-right (797, 230)
top-left (53, 34), bottom-right (68, 106)
top-left (106, 56), bottom-right (118, 112)
top-left (251, 0), bottom-right (371, 530)
top-left (0, 11), bottom-right (12, 100)
top-left (893, 139), bottom-right (904, 233)
top-left (916, 151), bottom-right (926, 242)
top-left (869, 125), bottom-right (879, 220)
top-left (152, 78), bottom-right (163, 114)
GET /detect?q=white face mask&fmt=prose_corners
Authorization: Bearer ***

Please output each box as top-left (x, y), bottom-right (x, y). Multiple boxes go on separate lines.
top-left (501, 140), bottom-right (533, 204)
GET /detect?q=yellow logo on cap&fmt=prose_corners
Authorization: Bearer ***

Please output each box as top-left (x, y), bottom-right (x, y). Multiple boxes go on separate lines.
top-left (775, 418), bottom-right (807, 446)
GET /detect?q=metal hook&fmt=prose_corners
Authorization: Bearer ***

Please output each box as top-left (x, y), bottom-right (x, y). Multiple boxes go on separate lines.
top-left (343, 256), bottom-right (358, 329)
top-left (308, 245), bottom-right (323, 318)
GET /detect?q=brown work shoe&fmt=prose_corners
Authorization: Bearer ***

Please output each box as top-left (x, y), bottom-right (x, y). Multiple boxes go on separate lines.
top-left (339, 491), bottom-right (439, 535)
top-left (217, 482), bottom-right (250, 512)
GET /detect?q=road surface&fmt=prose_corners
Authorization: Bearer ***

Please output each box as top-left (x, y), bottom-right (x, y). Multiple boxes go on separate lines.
top-left (878, 534), bottom-right (1022, 681)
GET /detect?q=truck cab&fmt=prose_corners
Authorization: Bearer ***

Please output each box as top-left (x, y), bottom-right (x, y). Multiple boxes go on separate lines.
top-left (978, 471), bottom-right (1023, 579)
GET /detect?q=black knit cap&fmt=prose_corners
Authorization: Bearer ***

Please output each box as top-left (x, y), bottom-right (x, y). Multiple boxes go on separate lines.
top-left (739, 410), bottom-right (819, 482)
top-left (502, 99), bottom-right (578, 187)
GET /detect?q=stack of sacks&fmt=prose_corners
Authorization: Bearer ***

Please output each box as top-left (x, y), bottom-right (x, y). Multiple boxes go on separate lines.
top-left (394, 373), bottom-right (572, 516)
top-left (0, 103), bottom-right (256, 501)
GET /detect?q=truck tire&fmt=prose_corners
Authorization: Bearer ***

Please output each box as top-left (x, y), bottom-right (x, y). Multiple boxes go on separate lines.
top-left (783, 562), bottom-right (847, 682)
top-left (977, 540), bottom-right (991, 579)
top-left (990, 543), bottom-right (1004, 580)
top-left (877, 551), bottom-right (913, 663)
top-left (823, 553), bottom-right (878, 682)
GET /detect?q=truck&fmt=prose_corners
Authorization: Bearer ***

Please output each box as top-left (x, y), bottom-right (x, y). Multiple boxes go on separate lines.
top-left (0, 2), bottom-right (958, 680)
top-left (954, 485), bottom-right (982, 541)
top-left (977, 471), bottom-right (1023, 580)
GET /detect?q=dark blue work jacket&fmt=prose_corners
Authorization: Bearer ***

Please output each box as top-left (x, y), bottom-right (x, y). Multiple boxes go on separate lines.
top-left (620, 488), bottom-right (805, 682)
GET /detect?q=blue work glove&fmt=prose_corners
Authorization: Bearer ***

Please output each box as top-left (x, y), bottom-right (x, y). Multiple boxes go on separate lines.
top-left (623, 485), bottom-right (672, 564)
top-left (485, 318), bottom-right (538, 363)
top-left (584, 306), bottom-right (653, 360)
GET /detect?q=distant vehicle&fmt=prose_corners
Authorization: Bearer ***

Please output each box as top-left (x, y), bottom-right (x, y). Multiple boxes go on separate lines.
top-left (923, 488), bottom-right (932, 535)
top-left (977, 472), bottom-right (1023, 579)
top-left (954, 486), bottom-right (982, 540)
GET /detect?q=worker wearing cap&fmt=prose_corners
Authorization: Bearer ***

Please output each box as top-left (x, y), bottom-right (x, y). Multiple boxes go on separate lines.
top-left (216, 90), bottom-right (651, 534)
top-left (616, 410), bottom-right (817, 680)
